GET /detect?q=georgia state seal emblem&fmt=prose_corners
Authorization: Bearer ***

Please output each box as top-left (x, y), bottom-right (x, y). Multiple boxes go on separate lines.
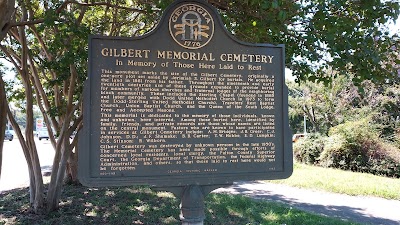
top-left (169, 3), bottom-right (214, 49)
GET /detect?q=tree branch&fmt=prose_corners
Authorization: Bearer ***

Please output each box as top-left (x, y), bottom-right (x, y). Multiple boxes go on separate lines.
top-left (9, 19), bottom-right (45, 27)
top-left (29, 25), bottom-right (53, 61)
top-left (0, 45), bottom-right (22, 74)
top-left (55, 0), bottom-right (149, 14)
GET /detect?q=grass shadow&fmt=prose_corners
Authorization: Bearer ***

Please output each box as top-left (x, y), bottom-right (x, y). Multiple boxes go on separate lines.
top-left (1, 185), bottom-right (180, 225)
top-left (1, 184), bottom-right (361, 225)
top-left (214, 181), bottom-right (397, 225)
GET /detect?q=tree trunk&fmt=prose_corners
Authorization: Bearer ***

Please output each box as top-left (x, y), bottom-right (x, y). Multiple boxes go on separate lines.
top-left (46, 141), bottom-right (62, 211)
top-left (46, 135), bottom-right (73, 211)
top-left (66, 151), bottom-right (79, 184)
top-left (46, 64), bottom-right (81, 211)
top-left (0, 0), bottom-right (15, 41)
top-left (0, 78), bottom-right (8, 179)
top-left (18, 10), bottom-right (45, 211)
top-left (5, 102), bottom-right (42, 206)
top-left (1, 43), bottom-right (45, 212)
top-left (65, 125), bottom-right (81, 184)
top-left (304, 105), bottom-right (319, 132)
top-left (22, 66), bottom-right (45, 212)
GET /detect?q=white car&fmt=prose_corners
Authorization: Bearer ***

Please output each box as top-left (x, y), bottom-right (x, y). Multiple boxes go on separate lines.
top-left (37, 128), bottom-right (49, 140)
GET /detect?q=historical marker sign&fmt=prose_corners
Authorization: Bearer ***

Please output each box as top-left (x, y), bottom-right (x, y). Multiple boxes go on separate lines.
top-left (79, 0), bottom-right (293, 188)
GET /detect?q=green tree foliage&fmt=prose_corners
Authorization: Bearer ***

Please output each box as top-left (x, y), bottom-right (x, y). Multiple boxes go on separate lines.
top-left (288, 74), bottom-right (357, 134)
top-left (289, 75), bottom-right (400, 136)
top-left (211, 0), bottom-right (400, 85)
top-left (290, 77), bottom-right (400, 177)
top-left (359, 82), bottom-right (400, 140)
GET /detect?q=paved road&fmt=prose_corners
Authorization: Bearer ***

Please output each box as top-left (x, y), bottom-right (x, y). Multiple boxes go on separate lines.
top-left (0, 137), bottom-right (54, 192)
top-left (1, 139), bottom-right (399, 224)
top-left (214, 181), bottom-right (400, 225)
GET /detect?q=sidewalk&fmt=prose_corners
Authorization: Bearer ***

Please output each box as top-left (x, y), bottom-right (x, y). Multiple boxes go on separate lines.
top-left (213, 181), bottom-right (400, 225)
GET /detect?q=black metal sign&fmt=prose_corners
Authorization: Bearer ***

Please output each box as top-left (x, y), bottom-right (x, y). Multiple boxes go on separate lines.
top-left (79, 0), bottom-right (293, 187)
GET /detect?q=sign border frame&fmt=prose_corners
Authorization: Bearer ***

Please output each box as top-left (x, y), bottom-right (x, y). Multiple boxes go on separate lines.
top-left (78, 0), bottom-right (293, 188)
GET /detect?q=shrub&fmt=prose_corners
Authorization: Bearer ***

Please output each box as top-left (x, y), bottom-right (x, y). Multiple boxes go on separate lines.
top-left (369, 141), bottom-right (400, 177)
top-left (293, 133), bottom-right (325, 165)
top-left (318, 119), bottom-right (400, 178)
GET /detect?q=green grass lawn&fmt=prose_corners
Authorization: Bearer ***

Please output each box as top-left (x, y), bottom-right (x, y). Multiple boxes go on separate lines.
top-left (0, 184), bottom-right (361, 225)
top-left (270, 163), bottom-right (400, 200)
top-left (3, 163), bottom-right (397, 225)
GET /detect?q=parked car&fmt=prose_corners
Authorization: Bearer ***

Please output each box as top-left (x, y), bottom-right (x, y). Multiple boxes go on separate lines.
top-left (37, 128), bottom-right (49, 140)
top-left (4, 130), bottom-right (13, 141)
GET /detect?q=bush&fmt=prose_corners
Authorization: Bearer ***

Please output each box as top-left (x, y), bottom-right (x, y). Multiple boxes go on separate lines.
top-left (319, 119), bottom-right (377, 171)
top-left (319, 133), bottom-right (372, 172)
top-left (369, 141), bottom-right (400, 177)
top-left (318, 119), bottom-right (400, 178)
top-left (293, 133), bottom-right (325, 165)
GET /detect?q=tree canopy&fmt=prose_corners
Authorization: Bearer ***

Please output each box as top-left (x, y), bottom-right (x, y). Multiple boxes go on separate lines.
top-left (288, 74), bottom-right (400, 135)
top-left (1, 0), bottom-right (400, 84)
top-left (208, 0), bottom-right (400, 85)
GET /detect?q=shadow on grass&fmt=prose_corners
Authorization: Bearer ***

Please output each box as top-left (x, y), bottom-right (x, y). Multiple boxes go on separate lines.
top-left (205, 194), bottom-right (362, 225)
top-left (1, 184), bottom-right (361, 225)
top-left (214, 181), bottom-right (398, 225)
top-left (1, 185), bottom-right (180, 225)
